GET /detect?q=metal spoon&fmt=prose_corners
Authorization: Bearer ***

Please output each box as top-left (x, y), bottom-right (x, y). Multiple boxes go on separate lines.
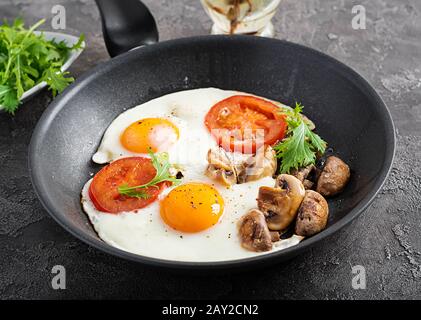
top-left (95, 0), bottom-right (159, 57)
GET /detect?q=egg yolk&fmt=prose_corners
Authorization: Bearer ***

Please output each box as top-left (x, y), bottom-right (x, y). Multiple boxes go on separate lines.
top-left (160, 183), bottom-right (224, 233)
top-left (120, 118), bottom-right (179, 153)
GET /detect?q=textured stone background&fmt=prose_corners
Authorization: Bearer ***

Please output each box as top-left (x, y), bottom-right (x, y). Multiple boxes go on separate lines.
top-left (0, 0), bottom-right (420, 299)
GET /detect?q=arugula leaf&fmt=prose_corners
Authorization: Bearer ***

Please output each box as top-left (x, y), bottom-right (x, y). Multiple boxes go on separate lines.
top-left (42, 68), bottom-right (74, 96)
top-left (0, 84), bottom-right (18, 113)
top-left (118, 150), bottom-right (182, 199)
top-left (70, 33), bottom-right (85, 50)
top-left (274, 103), bottom-right (327, 173)
top-left (0, 18), bottom-right (84, 114)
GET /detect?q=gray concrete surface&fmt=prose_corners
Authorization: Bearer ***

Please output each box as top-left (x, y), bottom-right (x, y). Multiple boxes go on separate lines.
top-left (0, 0), bottom-right (420, 299)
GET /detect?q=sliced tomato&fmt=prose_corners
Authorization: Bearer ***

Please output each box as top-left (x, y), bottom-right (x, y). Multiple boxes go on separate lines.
top-left (204, 95), bottom-right (287, 153)
top-left (88, 157), bottom-right (166, 213)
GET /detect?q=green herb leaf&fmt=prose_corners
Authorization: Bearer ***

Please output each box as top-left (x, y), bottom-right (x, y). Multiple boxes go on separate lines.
top-left (116, 185), bottom-right (151, 199)
top-left (0, 84), bottom-right (19, 113)
top-left (274, 102), bottom-right (327, 173)
top-left (117, 150), bottom-right (182, 199)
top-left (70, 33), bottom-right (85, 50)
top-left (0, 18), bottom-right (84, 114)
top-left (42, 68), bottom-right (74, 96)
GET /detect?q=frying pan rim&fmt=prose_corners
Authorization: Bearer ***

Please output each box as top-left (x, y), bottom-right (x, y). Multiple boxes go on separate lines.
top-left (28, 35), bottom-right (396, 270)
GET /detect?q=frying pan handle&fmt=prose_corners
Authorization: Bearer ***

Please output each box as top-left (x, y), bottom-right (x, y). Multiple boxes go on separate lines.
top-left (95, 0), bottom-right (159, 57)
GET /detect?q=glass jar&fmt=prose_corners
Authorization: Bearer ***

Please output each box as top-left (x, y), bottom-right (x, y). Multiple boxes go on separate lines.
top-left (200, 0), bottom-right (281, 37)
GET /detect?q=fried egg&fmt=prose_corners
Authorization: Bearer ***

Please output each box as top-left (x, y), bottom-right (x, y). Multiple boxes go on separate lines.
top-left (82, 88), bottom-right (303, 262)
top-left (82, 176), bottom-right (302, 262)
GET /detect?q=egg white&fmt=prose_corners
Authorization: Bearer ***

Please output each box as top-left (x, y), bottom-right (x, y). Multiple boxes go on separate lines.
top-left (82, 88), bottom-right (303, 262)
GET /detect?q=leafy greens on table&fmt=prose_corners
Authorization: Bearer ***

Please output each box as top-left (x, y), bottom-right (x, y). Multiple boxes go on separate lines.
top-left (0, 18), bottom-right (84, 114)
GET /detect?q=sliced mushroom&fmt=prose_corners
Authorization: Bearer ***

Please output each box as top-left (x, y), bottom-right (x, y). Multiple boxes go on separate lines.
top-left (237, 146), bottom-right (277, 183)
top-left (270, 231), bottom-right (280, 242)
top-left (206, 146), bottom-right (276, 186)
top-left (290, 164), bottom-right (316, 190)
top-left (238, 209), bottom-right (272, 252)
top-left (295, 190), bottom-right (329, 236)
top-left (257, 174), bottom-right (305, 231)
top-left (205, 147), bottom-right (238, 186)
top-left (316, 156), bottom-right (350, 197)
top-left (303, 179), bottom-right (314, 190)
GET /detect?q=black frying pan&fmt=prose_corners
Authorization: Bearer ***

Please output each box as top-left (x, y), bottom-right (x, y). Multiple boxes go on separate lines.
top-left (28, 2), bottom-right (395, 272)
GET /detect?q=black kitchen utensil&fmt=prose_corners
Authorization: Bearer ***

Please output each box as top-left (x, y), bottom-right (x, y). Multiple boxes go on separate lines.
top-left (95, 0), bottom-right (158, 57)
top-left (29, 1), bottom-right (395, 272)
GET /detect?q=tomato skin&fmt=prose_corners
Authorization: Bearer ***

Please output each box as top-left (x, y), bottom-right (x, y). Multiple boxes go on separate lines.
top-left (88, 186), bottom-right (108, 212)
top-left (88, 157), bottom-right (166, 213)
top-left (204, 95), bottom-right (287, 153)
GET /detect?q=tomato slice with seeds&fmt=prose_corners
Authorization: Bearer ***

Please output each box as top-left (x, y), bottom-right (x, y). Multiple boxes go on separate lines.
top-left (204, 95), bottom-right (287, 153)
top-left (88, 157), bottom-right (166, 213)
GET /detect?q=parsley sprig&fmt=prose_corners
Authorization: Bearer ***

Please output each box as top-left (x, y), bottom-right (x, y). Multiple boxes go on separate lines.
top-left (0, 18), bottom-right (84, 113)
top-left (117, 151), bottom-right (182, 199)
top-left (274, 103), bottom-right (327, 173)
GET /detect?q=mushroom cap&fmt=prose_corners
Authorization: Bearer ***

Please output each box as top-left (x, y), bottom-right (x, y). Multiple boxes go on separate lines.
top-left (295, 190), bottom-right (329, 236)
top-left (205, 147), bottom-right (238, 186)
top-left (316, 156), bottom-right (350, 197)
top-left (257, 174), bottom-right (305, 231)
top-left (238, 209), bottom-right (272, 252)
